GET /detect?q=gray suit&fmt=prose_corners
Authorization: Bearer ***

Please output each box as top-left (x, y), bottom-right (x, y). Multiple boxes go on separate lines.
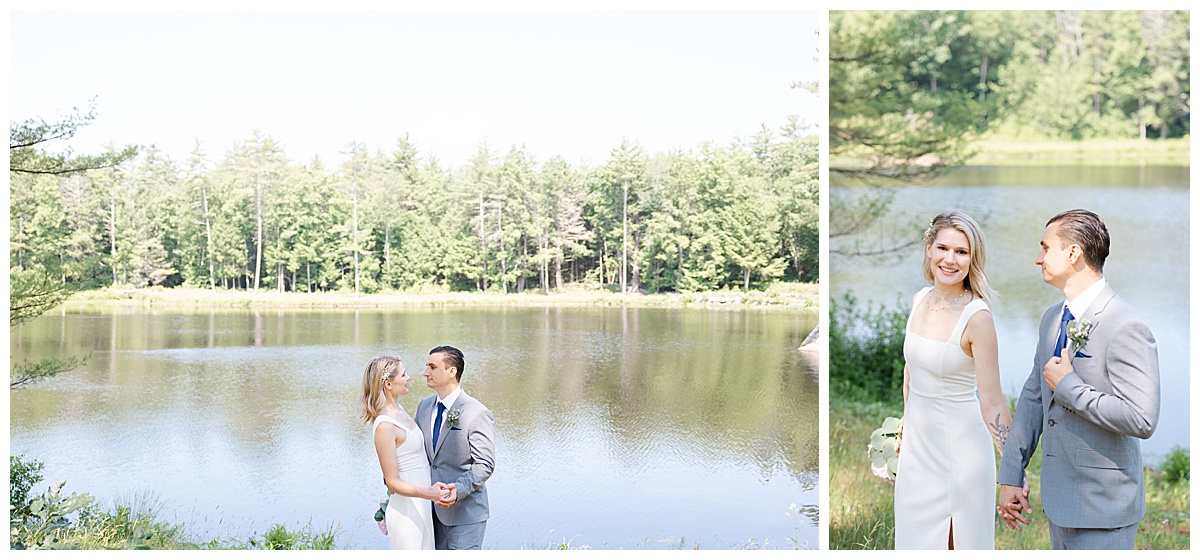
top-left (998, 285), bottom-right (1160, 547)
top-left (415, 390), bottom-right (496, 550)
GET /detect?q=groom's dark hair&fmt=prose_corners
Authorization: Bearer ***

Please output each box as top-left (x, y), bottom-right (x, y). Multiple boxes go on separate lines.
top-left (1047, 209), bottom-right (1109, 272)
top-left (431, 345), bottom-right (465, 382)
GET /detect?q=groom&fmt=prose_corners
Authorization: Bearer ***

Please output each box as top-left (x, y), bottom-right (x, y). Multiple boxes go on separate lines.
top-left (997, 209), bottom-right (1160, 549)
top-left (415, 345), bottom-right (496, 550)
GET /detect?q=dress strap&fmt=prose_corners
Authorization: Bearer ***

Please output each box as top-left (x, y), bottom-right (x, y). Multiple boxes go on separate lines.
top-left (906, 287), bottom-right (934, 331)
top-left (372, 414), bottom-right (410, 433)
top-left (949, 298), bottom-right (990, 345)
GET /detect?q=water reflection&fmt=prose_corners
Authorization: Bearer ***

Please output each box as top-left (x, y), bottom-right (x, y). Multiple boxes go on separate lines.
top-left (10, 305), bottom-right (818, 549)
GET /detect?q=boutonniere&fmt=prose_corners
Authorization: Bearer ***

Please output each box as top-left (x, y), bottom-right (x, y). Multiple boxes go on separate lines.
top-left (1067, 318), bottom-right (1093, 355)
top-left (446, 408), bottom-right (462, 427)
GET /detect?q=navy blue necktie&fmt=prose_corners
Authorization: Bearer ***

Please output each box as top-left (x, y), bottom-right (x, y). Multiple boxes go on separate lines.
top-left (432, 402), bottom-right (446, 448)
top-left (1053, 306), bottom-right (1075, 357)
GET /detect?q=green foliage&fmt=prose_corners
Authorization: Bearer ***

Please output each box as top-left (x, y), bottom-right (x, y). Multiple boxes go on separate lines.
top-left (9, 268), bottom-right (92, 389)
top-left (830, 11), bottom-right (988, 178)
top-left (246, 522), bottom-right (338, 550)
top-left (10, 355), bottom-right (88, 390)
top-left (9, 105), bottom-right (130, 390)
top-left (9, 100), bottom-right (138, 176)
top-left (1141, 457), bottom-right (1191, 549)
top-left (10, 455), bottom-right (45, 519)
top-left (829, 399), bottom-right (902, 549)
top-left (1159, 446), bottom-right (1190, 485)
top-left (9, 267), bottom-right (75, 327)
top-left (71, 502), bottom-right (195, 550)
top-left (10, 478), bottom-right (96, 549)
top-left (829, 293), bottom-right (909, 404)
top-left (12, 123), bottom-right (818, 295)
top-left (7, 457), bottom-right (342, 550)
top-left (832, 10), bottom-right (1190, 168)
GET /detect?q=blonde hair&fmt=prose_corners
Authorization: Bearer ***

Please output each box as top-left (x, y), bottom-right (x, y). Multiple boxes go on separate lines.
top-left (921, 211), bottom-right (996, 304)
top-left (359, 355), bottom-right (403, 424)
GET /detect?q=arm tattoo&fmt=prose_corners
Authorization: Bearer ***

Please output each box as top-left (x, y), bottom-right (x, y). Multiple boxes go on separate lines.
top-left (989, 413), bottom-right (1010, 454)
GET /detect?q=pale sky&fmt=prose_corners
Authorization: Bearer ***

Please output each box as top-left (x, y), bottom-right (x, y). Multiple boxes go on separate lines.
top-left (9, 8), bottom-right (820, 169)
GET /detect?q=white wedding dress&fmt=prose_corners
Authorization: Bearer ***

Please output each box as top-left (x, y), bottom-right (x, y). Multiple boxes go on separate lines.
top-left (894, 288), bottom-right (996, 549)
top-left (373, 415), bottom-right (435, 550)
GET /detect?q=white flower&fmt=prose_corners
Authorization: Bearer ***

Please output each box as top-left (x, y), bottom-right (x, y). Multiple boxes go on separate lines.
top-left (867, 416), bottom-right (902, 484)
top-left (1067, 318), bottom-right (1094, 354)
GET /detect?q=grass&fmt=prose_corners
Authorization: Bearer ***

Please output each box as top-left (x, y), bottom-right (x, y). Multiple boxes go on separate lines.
top-left (66, 282), bottom-right (818, 309)
top-left (9, 470), bottom-right (341, 551)
top-left (830, 398), bottom-right (1190, 550)
top-left (829, 398), bottom-right (903, 549)
top-left (967, 137), bottom-right (1190, 166)
top-left (832, 137), bottom-right (1189, 171)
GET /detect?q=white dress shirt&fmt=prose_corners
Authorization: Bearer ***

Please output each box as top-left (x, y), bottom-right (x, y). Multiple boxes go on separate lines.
top-left (1064, 276), bottom-right (1107, 323)
top-left (432, 386), bottom-right (463, 428)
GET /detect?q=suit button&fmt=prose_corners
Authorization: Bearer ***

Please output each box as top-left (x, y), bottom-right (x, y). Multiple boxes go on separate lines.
top-left (1048, 419), bottom-right (1056, 426)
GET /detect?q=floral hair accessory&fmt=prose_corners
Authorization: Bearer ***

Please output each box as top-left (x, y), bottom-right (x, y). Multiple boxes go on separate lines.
top-left (924, 217), bottom-right (937, 242)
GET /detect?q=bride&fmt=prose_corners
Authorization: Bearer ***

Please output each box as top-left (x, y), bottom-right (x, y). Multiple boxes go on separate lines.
top-left (894, 212), bottom-right (1015, 549)
top-left (360, 356), bottom-right (448, 550)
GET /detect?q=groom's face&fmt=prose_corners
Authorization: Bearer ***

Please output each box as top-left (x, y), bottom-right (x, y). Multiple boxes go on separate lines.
top-left (424, 352), bottom-right (457, 391)
top-left (1037, 223), bottom-right (1074, 290)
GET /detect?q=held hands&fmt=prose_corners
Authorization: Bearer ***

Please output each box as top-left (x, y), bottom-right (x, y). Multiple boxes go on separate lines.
top-left (434, 483), bottom-right (457, 509)
top-left (1043, 348), bottom-right (1073, 392)
top-left (996, 480), bottom-right (1032, 531)
top-left (428, 482), bottom-right (454, 504)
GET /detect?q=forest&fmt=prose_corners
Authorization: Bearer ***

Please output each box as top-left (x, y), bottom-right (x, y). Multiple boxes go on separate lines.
top-left (831, 10), bottom-right (1190, 175)
top-left (10, 119), bottom-right (818, 295)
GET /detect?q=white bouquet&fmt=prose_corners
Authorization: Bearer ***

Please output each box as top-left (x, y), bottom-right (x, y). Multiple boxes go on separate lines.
top-left (867, 416), bottom-right (902, 484)
top-left (374, 498), bottom-right (388, 535)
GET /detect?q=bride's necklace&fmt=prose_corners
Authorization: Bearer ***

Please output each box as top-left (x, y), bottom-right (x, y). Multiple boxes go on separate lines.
top-left (384, 403), bottom-right (409, 421)
top-left (926, 289), bottom-right (966, 313)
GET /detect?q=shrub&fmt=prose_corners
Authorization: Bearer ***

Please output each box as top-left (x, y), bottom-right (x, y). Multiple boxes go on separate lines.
top-left (247, 521), bottom-right (338, 550)
top-left (1160, 446), bottom-right (1190, 484)
top-left (830, 293), bottom-right (908, 404)
top-left (10, 455), bottom-right (45, 518)
top-left (10, 480), bottom-right (95, 549)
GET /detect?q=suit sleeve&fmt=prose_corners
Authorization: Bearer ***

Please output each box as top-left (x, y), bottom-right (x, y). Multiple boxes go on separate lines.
top-left (997, 309), bottom-right (1053, 487)
top-left (997, 355), bottom-right (1045, 487)
top-left (455, 405), bottom-right (496, 499)
top-left (1055, 316), bottom-right (1160, 439)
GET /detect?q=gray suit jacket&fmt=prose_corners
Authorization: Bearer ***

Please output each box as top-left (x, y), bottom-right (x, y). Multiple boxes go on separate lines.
top-left (415, 390), bottom-right (496, 527)
top-left (998, 285), bottom-right (1160, 529)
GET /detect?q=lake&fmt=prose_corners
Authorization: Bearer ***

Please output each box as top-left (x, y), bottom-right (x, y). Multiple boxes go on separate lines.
top-left (831, 164), bottom-right (1190, 459)
top-left (9, 304), bottom-right (819, 550)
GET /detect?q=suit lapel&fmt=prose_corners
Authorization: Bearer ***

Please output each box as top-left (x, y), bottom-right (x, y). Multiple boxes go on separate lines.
top-left (418, 396), bottom-right (435, 461)
top-left (1081, 286), bottom-right (1115, 326)
top-left (1069, 286), bottom-right (1113, 368)
top-left (1042, 302), bottom-right (1064, 410)
top-left (1044, 302), bottom-right (1063, 363)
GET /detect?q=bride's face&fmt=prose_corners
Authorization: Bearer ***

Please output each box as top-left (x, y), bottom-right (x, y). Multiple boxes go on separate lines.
top-left (386, 364), bottom-right (411, 398)
top-left (926, 227), bottom-right (971, 289)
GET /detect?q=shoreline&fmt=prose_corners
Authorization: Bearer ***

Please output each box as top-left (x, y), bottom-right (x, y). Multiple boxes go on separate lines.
top-left (832, 138), bottom-right (1190, 171)
top-left (966, 137), bottom-right (1190, 166)
top-left (64, 284), bottom-right (819, 310)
